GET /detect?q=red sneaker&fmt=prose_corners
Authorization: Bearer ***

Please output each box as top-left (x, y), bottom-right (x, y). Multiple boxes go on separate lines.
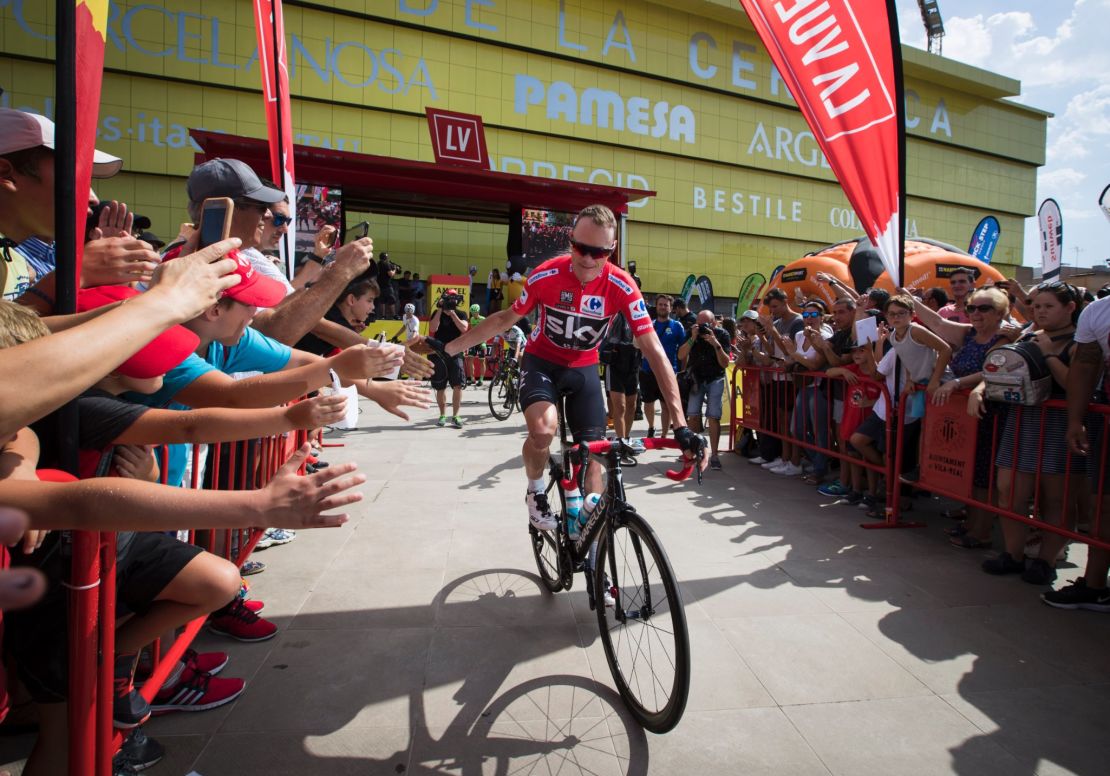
top-left (184, 648), bottom-right (229, 676)
top-left (151, 667), bottom-right (245, 714)
top-left (208, 598), bottom-right (277, 642)
top-left (242, 599), bottom-right (265, 614)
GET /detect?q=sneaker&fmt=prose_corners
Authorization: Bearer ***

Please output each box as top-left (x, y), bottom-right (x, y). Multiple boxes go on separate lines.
top-left (817, 481), bottom-right (850, 497)
top-left (626, 437), bottom-right (646, 454)
top-left (437, 415), bottom-right (447, 427)
top-left (475, 379), bottom-right (483, 387)
top-left (858, 493), bottom-right (878, 511)
top-left (242, 599), bottom-right (265, 614)
top-left (151, 666), bottom-right (245, 714)
top-left (709, 456), bottom-right (722, 471)
top-left (1021, 558), bottom-right (1057, 586)
top-left (113, 654), bottom-right (151, 730)
top-left (1042, 578), bottom-right (1110, 612)
top-left (747, 456), bottom-right (768, 465)
top-left (841, 490), bottom-right (864, 506)
top-left (208, 599), bottom-right (278, 642)
top-left (263, 527), bottom-right (296, 545)
top-left (451, 415), bottom-right (463, 429)
top-left (136, 649), bottom-right (228, 689)
top-left (982, 552), bottom-right (1025, 576)
top-left (760, 457), bottom-right (784, 469)
top-left (525, 490), bottom-right (558, 531)
top-left (252, 532), bottom-right (274, 550)
top-left (239, 560), bottom-right (265, 576)
top-left (114, 727), bottom-right (164, 772)
top-left (772, 462), bottom-right (803, 476)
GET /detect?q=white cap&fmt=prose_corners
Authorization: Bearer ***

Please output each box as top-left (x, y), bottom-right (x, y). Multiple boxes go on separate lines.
top-left (0, 109), bottom-right (122, 178)
top-left (404, 303), bottom-right (415, 314)
top-left (511, 272), bottom-right (522, 281)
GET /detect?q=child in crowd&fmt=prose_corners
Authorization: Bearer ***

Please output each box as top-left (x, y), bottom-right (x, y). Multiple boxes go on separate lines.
top-left (827, 342), bottom-right (883, 504)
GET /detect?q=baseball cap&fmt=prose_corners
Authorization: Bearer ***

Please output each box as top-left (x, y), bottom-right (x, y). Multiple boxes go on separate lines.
top-left (76, 285), bottom-right (199, 378)
top-left (0, 109), bottom-right (122, 178)
top-left (221, 249), bottom-right (287, 308)
top-left (469, 304), bottom-right (480, 314)
top-left (186, 158), bottom-right (284, 205)
top-left (740, 310), bottom-right (759, 321)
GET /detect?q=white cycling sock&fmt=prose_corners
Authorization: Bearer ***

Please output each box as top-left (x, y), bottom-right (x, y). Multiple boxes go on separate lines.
top-left (528, 478), bottom-right (545, 493)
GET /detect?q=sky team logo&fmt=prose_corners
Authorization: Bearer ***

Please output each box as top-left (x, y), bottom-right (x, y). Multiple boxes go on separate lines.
top-left (580, 295), bottom-right (605, 316)
top-left (628, 299), bottom-right (649, 321)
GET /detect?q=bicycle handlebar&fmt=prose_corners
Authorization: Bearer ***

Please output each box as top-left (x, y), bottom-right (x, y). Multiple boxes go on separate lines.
top-left (559, 437), bottom-right (699, 492)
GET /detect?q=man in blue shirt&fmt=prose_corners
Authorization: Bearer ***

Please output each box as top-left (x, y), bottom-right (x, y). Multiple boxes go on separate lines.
top-left (639, 294), bottom-right (685, 438)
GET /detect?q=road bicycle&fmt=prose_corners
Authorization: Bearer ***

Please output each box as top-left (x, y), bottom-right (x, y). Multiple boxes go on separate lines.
top-left (488, 356), bottom-right (522, 421)
top-left (529, 390), bottom-right (701, 733)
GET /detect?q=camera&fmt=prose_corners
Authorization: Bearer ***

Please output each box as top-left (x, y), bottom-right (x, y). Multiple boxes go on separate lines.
top-left (697, 322), bottom-right (713, 336)
top-left (439, 290), bottom-right (461, 311)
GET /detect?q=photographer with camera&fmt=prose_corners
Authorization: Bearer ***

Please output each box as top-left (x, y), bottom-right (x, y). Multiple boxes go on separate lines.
top-left (677, 310), bottom-right (732, 470)
top-left (376, 252), bottom-right (399, 320)
top-left (429, 289), bottom-right (469, 428)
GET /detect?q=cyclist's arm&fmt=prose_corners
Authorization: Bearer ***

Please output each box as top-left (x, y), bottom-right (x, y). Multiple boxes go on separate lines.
top-left (444, 308), bottom-right (523, 356)
top-left (636, 330), bottom-right (690, 433)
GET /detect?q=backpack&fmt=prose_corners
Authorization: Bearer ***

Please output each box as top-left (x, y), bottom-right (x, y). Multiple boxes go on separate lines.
top-left (982, 341), bottom-right (1053, 406)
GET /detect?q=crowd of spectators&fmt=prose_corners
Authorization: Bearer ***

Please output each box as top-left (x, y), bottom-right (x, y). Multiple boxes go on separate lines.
top-left (0, 108), bottom-right (439, 774)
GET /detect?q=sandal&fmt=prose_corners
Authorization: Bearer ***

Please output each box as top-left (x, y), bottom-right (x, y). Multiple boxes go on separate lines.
top-left (950, 534), bottom-right (990, 550)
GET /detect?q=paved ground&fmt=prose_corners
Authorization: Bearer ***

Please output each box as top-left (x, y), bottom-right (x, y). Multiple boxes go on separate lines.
top-left (5, 388), bottom-right (1110, 775)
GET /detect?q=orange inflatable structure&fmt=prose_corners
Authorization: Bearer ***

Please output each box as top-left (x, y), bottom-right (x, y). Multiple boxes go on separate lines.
top-left (761, 238), bottom-right (1004, 310)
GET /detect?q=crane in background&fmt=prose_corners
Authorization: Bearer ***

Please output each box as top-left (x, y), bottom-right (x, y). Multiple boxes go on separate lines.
top-left (917, 0), bottom-right (945, 55)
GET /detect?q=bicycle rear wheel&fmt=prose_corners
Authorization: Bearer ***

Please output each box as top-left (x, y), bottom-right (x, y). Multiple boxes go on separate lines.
top-left (593, 509), bottom-right (690, 733)
top-left (488, 372), bottom-right (516, 420)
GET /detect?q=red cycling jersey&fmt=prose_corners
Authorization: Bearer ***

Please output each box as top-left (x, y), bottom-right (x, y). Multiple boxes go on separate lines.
top-left (511, 255), bottom-right (653, 367)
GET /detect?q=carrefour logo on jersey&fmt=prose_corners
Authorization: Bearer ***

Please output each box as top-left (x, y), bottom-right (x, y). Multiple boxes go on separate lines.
top-left (608, 274), bottom-right (634, 295)
top-left (580, 295), bottom-right (605, 316)
top-left (629, 299), bottom-right (649, 321)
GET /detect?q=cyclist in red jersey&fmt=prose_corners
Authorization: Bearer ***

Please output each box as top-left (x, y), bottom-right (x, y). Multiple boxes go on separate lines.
top-left (444, 205), bottom-right (705, 530)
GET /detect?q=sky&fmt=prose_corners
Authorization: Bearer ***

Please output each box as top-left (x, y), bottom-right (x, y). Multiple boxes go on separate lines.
top-left (896, 0), bottom-right (1110, 269)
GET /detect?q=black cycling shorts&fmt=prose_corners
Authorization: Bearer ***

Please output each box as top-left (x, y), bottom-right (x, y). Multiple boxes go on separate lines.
top-left (640, 368), bottom-right (662, 403)
top-left (519, 352), bottom-right (607, 443)
top-left (604, 362), bottom-right (639, 396)
top-left (431, 352), bottom-right (464, 390)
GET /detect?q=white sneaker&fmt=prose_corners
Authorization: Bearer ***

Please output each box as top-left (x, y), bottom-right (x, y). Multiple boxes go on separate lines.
top-left (760, 458), bottom-right (784, 469)
top-left (625, 437), bottom-right (646, 454)
top-left (748, 456), bottom-right (768, 465)
top-left (525, 490), bottom-right (557, 531)
top-left (772, 462), bottom-right (804, 476)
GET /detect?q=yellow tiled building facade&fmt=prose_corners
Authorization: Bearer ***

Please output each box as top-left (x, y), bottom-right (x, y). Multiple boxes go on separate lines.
top-left (1, 0), bottom-right (1047, 296)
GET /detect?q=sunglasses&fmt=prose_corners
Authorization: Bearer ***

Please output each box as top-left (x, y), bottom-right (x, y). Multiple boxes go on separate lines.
top-left (570, 239), bottom-right (615, 260)
top-left (268, 213), bottom-right (293, 227)
top-left (966, 304), bottom-right (998, 314)
top-left (801, 311), bottom-right (822, 319)
top-left (234, 199), bottom-right (269, 213)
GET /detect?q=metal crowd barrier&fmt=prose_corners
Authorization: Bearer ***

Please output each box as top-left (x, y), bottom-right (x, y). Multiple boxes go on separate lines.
top-left (67, 429), bottom-right (308, 776)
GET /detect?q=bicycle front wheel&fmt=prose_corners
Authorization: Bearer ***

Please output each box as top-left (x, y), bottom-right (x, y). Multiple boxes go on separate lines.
top-left (488, 373), bottom-right (515, 420)
top-left (594, 509), bottom-right (690, 733)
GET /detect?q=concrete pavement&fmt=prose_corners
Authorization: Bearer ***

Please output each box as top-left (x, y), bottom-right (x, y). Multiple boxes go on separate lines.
top-left (4, 387), bottom-right (1110, 775)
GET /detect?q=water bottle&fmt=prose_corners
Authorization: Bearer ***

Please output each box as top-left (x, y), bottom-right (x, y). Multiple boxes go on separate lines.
top-left (565, 485), bottom-right (583, 536)
top-left (576, 493), bottom-right (602, 536)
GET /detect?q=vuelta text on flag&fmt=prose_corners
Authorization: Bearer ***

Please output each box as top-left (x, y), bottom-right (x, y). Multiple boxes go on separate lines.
top-left (736, 0), bottom-right (906, 286)
top-left (73, 0), bottom-right (111, 278)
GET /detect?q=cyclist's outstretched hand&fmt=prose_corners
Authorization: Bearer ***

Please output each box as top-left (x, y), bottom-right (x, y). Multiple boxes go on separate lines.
top-left (673, 426), bottom-right (709, 473)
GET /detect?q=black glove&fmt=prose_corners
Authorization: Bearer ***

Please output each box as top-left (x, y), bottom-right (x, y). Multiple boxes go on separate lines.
top-left (673, 426), bottom-right (705, 457)
top-left (424, 337), bottom-right (448, 359)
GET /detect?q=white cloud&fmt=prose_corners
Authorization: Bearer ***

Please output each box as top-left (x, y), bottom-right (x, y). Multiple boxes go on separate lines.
top-left (1049, 83), bottom-right (1110, 163)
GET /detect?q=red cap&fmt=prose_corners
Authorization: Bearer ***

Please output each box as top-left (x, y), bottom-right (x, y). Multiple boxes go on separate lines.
top-left (221, 249), bottom-right (287, 308)
top-left (77, 285), bottom-right (200, 378)
top-left (36, 469), bottom-right (78, 483)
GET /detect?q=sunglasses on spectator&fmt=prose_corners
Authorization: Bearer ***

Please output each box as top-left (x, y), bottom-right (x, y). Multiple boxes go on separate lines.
top-left (801, 311), bottom-right (822, 319)
top-left (235, 199), bottom-right (269, 212)
top-left (966, 303), bottom-right (998, 313)
top-left (267, 213), bottom-right (293, 227)
top-left (570, 239), bottom-right (615, 259)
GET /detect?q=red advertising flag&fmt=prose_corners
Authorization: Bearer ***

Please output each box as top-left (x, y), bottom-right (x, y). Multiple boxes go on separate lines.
top-left (253, 0), bottom-right (297, 275)
top-left (72, 0), bottom-right (110, 282)
top-left (737, 0), bottom-right (906, 284)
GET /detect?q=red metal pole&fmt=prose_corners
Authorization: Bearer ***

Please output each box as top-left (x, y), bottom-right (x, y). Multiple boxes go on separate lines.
top-left (68, 531), bottom-right (100, 776)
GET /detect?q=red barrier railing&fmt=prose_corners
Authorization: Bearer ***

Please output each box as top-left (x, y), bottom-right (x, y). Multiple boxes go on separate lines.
top-left (728, 363), bottom-right (923, 529)
top-left (893, 386), bottom-right (1110, 551)
top-left (67, 428), bottom-right (308, 775)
